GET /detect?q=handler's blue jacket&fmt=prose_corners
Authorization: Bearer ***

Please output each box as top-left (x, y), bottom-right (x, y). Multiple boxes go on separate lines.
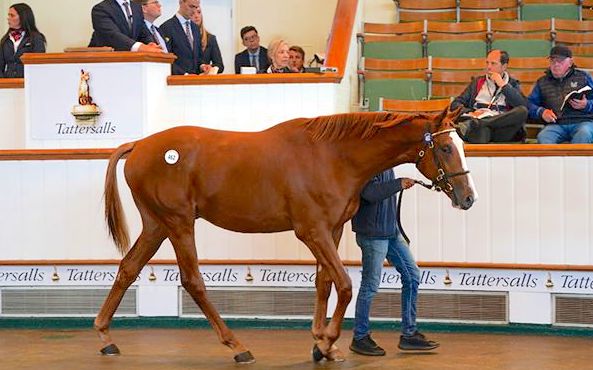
top-left (351, 169), bottom-right (404, 238)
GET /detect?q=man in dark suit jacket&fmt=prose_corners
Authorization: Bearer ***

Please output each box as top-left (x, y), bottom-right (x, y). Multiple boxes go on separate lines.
top-left (160, 0), bottom-right (203, 75)
top-left (234, 26), bottom-right (269, 74)
top-left (135, 0), bottom-right (169, 53)
top-left (89, 0), bottom-right (161, 52)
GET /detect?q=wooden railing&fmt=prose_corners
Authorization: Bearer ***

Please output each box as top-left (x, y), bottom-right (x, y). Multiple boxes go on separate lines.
top-left (0, 144), bottom-right (592, 161)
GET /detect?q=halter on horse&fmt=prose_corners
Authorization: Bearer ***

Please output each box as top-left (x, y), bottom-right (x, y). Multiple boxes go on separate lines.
top-left (95, 108), bottom-right (476, 364)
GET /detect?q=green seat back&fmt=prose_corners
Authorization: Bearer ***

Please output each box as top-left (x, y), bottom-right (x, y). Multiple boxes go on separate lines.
top-left (427, 41), bottom-right (487, 58)
top-left (363, 41), bottom-right (423, 59)
top-left (521, 4), bottom-right (579, 20)
top-left (491, 39), bottom-right (552, 57)
top-left (364, 79), bottom-right (428, 111)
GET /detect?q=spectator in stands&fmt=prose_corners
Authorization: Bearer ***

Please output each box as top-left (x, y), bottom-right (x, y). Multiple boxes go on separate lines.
top-left (289, 45), bottom-right (305, 73)
top-left (528, 46), bottom-right (593, 144)
top-left (0, 3), bottom-right (46, 78)
top-left (266, 39), bottom-right (291, 74)
top-left (160, 0), bottom-right (204, 75)
top-left (234, 26), bottom-right (270, 74)
top-left (191, 5), bottom-right (223, 74)
top-left (452, 49), bottom-right (528, 143)
top-left (89, 0), bottom-right (161, 53)
top-left (350, 169), bottom-right (439, 357)
top-left (134, 0), bottom-right (168, 53)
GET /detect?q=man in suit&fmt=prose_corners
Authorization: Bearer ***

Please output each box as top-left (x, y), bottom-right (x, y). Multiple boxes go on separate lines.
top-left (135, 0), bottom-right (168, 53)
top-left (89, 0), bottom-right (162, 52)
top-left (160, 0), bottom-right (203, 75)
top-left (234, 26), bottom-right (270, 74)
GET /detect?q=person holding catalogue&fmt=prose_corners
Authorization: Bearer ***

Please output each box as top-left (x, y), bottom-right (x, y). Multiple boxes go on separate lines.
top-left (451, 49), bottom-right (528, 143)
top-left (527, 46), bottom-right (593, 144)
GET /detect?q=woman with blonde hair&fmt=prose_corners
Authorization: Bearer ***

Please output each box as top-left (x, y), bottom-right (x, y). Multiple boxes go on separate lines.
top-left (191, 6), bottom-right (224, 74)
top-left (266, 39), bottom-right (291, 73)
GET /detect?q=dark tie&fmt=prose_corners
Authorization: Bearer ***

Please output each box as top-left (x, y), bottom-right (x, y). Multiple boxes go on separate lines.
top-left (151, 25), bottom-right (160, 46)
top-left (185, 20), bottom-right (194, 50)
top-left (122, 1), bottom-right (133, 31)
top-left (250, 54), bottom-right (256, 68)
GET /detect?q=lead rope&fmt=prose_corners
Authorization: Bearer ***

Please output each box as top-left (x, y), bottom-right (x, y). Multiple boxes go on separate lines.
top-left (396, 179), bottom-right (436, 245)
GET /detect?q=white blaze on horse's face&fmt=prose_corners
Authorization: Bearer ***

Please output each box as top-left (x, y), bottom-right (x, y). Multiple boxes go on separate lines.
top-left (449, 130), bottom-right (478, 205)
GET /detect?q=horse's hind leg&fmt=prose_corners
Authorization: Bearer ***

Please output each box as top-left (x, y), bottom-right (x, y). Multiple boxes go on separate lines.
top-left (95, 215), bottom-right (166, 355)
top-left (168, 223), bottom-right (255, 364)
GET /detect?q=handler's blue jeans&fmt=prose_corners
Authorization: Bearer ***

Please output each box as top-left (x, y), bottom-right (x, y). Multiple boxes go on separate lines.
top-left (537, 122), bottom-right (593, 143)
top-left (353, 233), bottom-right (420, 339)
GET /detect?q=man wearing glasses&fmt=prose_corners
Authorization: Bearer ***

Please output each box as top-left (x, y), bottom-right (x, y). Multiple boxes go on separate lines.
top-left (234, 26), bottom-right (270, 74)
top-left (89, 0), bottom-right (162, 52)
top-left (528, 46), bottom-right (593, 143)
top-left (135, 0), bottom-right (168, 53)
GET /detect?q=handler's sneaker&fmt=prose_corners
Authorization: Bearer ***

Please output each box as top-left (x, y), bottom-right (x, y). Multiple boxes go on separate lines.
top-left (349, 334), bottom-right (386, 356)
top-left (398, 331), bottom-right (440, 351)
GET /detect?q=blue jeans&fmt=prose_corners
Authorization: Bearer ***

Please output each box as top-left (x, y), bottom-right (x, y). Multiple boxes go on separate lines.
top-left (353, 233), bottom-right (421, 339)
top-left (537, 122), bottom-right (593, 143)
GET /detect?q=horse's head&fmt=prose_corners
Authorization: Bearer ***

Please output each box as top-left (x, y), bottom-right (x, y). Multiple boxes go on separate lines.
top-left (414, 107), bottom-right (478, 210)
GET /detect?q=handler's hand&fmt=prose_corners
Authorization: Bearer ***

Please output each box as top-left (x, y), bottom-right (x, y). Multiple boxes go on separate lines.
top-left (401, 178), bottom-right (415, 189)
top-left (569, 95), bottom-right (588, 110)
top-left (488, 72), bottom-right (507, 88)
top-left (541, 109), bottom-right (557, 123)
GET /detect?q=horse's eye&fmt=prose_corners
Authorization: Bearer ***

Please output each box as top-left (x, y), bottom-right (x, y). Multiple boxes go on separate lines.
top-left (441, 145), bottom-right (452, 154)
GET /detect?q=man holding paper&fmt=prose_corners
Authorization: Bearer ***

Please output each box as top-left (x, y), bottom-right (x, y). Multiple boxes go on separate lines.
top-left (452, 50), bottom-right (528, 143)
top-left (528, 46), bottom-right (593, 144)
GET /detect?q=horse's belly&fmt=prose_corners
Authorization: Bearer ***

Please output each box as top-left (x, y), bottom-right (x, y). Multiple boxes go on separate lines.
top-left (201, 210), bottom-right (293, 234)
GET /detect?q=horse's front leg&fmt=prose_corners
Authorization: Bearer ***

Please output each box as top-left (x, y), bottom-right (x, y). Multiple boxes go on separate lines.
top-left (298, 229), bottom-right (352, 362)
top-left (311, 265), bottom-right (331, 341)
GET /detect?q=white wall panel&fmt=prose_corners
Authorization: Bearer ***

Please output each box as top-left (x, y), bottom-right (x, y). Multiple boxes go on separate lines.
top-left (539, 158), bottom-right (565, 264)
top-left (464, 157), bottom-right (491, 262)
top-left (563, 157), bottom-right (590, 264)
top-left (514, 157), bottom-right (540, 263)
top-left (491, 158), bottom-right (516, 262)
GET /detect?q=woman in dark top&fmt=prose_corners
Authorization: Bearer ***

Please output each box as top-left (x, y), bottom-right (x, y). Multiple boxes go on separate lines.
top-left (0, 3), bottom-right (46, 78)
top-left (191, 6), bottom-right (224, 74)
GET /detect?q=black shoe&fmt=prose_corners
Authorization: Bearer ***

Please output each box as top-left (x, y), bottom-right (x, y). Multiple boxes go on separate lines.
top-left (350, 334), bottom-right (386, 356)
top-left (398, 331), bottom-right (440, 351)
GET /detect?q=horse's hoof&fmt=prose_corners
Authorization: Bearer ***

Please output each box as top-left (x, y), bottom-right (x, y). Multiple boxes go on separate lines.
top-left (326, 345), bottom-right (346, 362)
top-left (234, 351), bottom-right (256, 364)
top-left (312, 344), bottom-right (324, 362)
top-left (100, 343), bottom-right (120, 356)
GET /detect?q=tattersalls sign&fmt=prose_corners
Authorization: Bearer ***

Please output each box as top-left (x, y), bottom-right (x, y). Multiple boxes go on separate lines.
top-left (2, 265), bottom-right (593, 294)
top-left (27, 64), bottom-right (144, 141)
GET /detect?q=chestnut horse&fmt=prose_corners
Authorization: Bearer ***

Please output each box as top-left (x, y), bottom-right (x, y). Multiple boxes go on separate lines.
top-left (95, 109), bottom-right (476, 364)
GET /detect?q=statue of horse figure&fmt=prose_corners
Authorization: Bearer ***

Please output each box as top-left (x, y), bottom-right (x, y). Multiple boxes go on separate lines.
top-left (78, 69), bottom-right (92, 106)
top-left (95, 108), bottom-right (476, 364)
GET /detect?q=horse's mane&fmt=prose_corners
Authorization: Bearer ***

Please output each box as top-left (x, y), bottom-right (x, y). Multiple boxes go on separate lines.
top-left (304, 112), bottom-right (435, 142)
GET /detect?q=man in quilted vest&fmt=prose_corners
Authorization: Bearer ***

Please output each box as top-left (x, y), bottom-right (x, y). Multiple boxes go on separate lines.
top-left (527, 46), bottom-right (593, 144)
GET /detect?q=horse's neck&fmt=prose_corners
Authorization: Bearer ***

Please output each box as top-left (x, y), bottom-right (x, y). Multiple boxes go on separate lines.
top-left (342, 122), bottom-right (425, 181)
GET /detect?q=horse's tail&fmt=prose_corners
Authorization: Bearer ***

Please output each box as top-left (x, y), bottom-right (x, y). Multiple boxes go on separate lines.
top-left (104, 142), bottom-right (135, 255)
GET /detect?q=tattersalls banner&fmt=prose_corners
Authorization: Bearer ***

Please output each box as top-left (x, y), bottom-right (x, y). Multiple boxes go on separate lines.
top-left (27, 64), bottom-right (144, 140)
top-left (1, 265), bottom-right (593, 294)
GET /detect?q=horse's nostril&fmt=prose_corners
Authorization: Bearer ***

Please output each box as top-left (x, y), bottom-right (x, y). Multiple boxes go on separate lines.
top-left (464, 195), bottom-right (474, 209)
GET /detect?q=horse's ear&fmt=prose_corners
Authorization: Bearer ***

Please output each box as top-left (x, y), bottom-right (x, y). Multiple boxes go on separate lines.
top-left (445, 105), bottom-right (463, 122)
top-left (376, 113), bottom-right (418, 128)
